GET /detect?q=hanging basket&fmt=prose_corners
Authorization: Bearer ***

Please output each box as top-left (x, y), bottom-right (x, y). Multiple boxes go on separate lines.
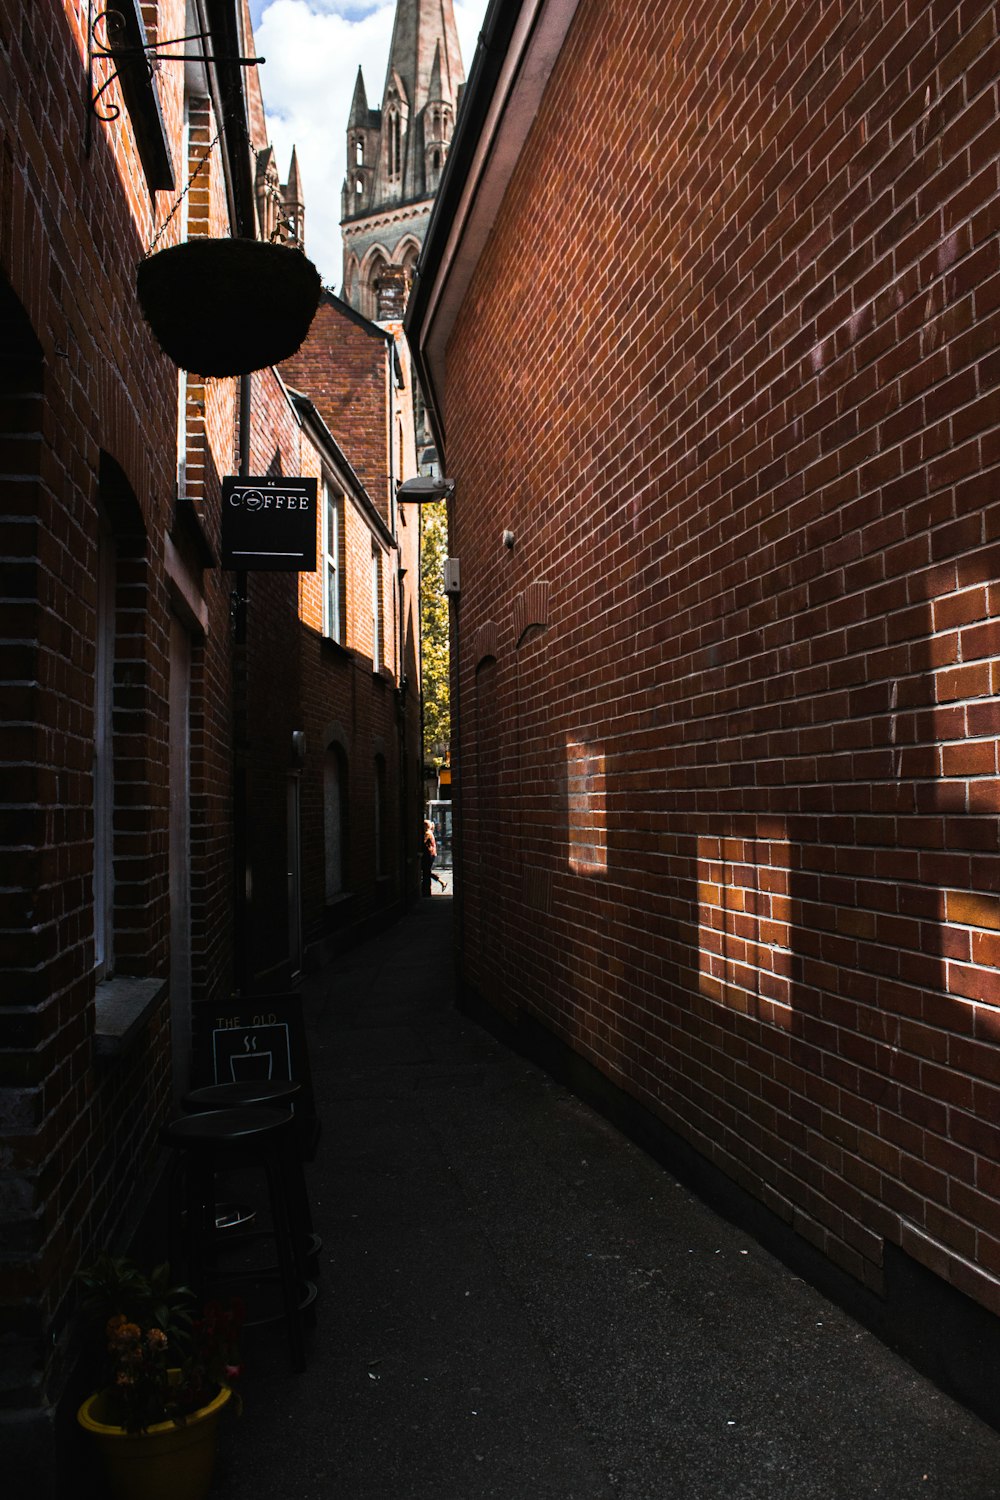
top-left (136, 238), bottom-right (323, 377)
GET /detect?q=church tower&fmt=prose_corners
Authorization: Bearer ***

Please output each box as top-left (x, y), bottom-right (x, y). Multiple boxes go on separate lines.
top-left (255, 145), bottom-right (305, 247)
top-left (340, 0), bottom-right (464, 321)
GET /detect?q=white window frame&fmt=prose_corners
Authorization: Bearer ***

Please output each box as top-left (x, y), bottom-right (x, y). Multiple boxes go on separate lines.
top-left (323, 481), bottom-right (344, 644)
top-left (371, 545), bottom-right (383, 670)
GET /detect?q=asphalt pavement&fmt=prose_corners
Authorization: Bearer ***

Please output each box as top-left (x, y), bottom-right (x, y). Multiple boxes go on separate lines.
top-left (213, 891), bottom-right (1000, 1500)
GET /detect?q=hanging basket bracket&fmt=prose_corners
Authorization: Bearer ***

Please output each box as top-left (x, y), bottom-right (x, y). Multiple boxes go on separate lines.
top-left (88, 7), bottom-right (264, 126)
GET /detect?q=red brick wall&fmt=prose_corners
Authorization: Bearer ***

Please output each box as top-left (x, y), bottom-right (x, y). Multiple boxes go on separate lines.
top-left (294, 423), bottom-right (419, 947)
top-left (0, 0), bottom-right (264, 1459)
top-left (446, 0), bottom-right (1000, 1317)
top-left (282, 293), bottom-right (395, 517)
top-left (0, 0), bottom-right (194, 1442)
top-left (282, 297), bottom-right (424, 929)
top-left (179, 91), bottom-right (246, 1017)
top-left (0, 3), bottom-right (420, 1472)
top-left (236, 363), bottom-right (411, 981)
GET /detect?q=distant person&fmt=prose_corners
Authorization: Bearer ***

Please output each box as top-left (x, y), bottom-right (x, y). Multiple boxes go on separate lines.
top-left (421, 819), bottom-right (444, 895)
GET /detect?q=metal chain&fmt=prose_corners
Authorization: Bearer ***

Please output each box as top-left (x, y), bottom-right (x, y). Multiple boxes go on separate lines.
top-left (145, 124), bottom-right (223, 258)
top-left (144, 95), bottom-right (299, 254)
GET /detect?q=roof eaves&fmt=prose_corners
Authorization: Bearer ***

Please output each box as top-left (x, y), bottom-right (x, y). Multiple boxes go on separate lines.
top-left (404, 0), bottom-right (582, 457)
top-left (288, 387), bottom-right (396, 550)
top-left (319, 287), bottom-right (396, 344)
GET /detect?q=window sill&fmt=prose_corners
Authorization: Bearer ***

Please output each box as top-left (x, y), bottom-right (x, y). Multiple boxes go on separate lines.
top-left (325, 891), bottom-right (355, 910)
top-left (172, 496), bottom-right (217, 569)
top-left (94, 976), bottom-right (168, 1062)
top-left (320, 635), bottom-right (352, 661)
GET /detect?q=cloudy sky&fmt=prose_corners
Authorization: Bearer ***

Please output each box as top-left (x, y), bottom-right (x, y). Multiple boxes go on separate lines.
top-left (247, 0), bottom-right (488, 287)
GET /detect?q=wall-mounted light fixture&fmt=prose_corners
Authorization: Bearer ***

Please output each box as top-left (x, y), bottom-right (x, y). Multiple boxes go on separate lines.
top-left (396, 477), bottom-right (455, 503)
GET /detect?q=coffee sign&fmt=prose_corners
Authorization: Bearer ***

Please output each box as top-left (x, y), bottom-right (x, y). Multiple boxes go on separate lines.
top-left (200, 990), bottom-right (320, 1156)
top-left (221, 475), bottom-right (317, 571)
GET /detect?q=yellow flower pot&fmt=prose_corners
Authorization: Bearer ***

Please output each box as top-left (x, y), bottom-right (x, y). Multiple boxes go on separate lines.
top-left (77, 1380), bottom-right (231, 1500)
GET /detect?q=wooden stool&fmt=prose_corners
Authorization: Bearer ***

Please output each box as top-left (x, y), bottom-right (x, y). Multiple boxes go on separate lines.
top-left (163, 1107), bottom-right (311, 1371)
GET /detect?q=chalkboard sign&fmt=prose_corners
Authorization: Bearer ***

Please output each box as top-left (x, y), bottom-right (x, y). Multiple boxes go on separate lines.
top-left (196, 991), bottom-right (320, 1157)
top-left (220, 475), bottom-right (318, 572)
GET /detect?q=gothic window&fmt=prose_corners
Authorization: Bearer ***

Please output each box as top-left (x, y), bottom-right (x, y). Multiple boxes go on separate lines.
top-left (355, 137), bottom-right (364, 166)
top-left (366, 253), bottom-right (388, 320)
top-left (387, 111), bottom-right (401, 178)
top-left (355, 177), bottom-right (364, 196)
top-left (399, 241), bottom-right (419, 281)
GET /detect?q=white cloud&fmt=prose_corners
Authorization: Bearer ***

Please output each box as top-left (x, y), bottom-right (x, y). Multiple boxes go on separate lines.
top-left (250, 0), bottom-right (487, 288)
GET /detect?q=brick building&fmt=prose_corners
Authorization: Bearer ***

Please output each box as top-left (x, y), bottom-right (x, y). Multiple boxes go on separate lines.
top-left (281, 292), bottom-right (425, 955)
top-left (0, 0), bottom-right (421, 1483)
top-left (407, 0), bottom-right (1000, 1422)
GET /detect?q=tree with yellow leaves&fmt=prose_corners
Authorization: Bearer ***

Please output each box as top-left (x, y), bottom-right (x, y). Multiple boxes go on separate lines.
top-left (420, 500), bottom-right (450, 767)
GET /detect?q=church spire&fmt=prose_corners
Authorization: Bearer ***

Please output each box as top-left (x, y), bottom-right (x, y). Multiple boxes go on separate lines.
top-left (285, 147), bottom-right (302, 204)
top-left (370, 0), bottom-right (464, 209)
top-left (282, 148), bottom-right (304, 246)
top-left (340, 0), bottom-right (465, 318)
top-left (427, 39), bottom-right (445, 105)
top-left (381, 0), bottom-right (462, 122)
top-left (348, 67), bottom-right (370, 128)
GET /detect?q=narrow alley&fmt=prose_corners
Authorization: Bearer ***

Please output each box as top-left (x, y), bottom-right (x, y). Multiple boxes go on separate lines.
top-left (212, 895), bottom-right (1000, 1500)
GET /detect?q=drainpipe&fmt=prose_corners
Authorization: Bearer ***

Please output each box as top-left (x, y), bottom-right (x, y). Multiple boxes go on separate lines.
top-left (388, 342), bottom-right (408, 905)
top-left (232, 372), bottom-right (251, 995)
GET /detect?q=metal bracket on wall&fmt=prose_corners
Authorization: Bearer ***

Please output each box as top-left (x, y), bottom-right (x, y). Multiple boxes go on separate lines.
top-left (87, 6), bottom-right (264, 127)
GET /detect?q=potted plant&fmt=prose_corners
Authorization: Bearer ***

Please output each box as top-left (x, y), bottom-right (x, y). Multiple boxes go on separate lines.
top-left (135, 236), bottom-right (323, 377)
top-left (75, 1255), bottom-right (244, 1500)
